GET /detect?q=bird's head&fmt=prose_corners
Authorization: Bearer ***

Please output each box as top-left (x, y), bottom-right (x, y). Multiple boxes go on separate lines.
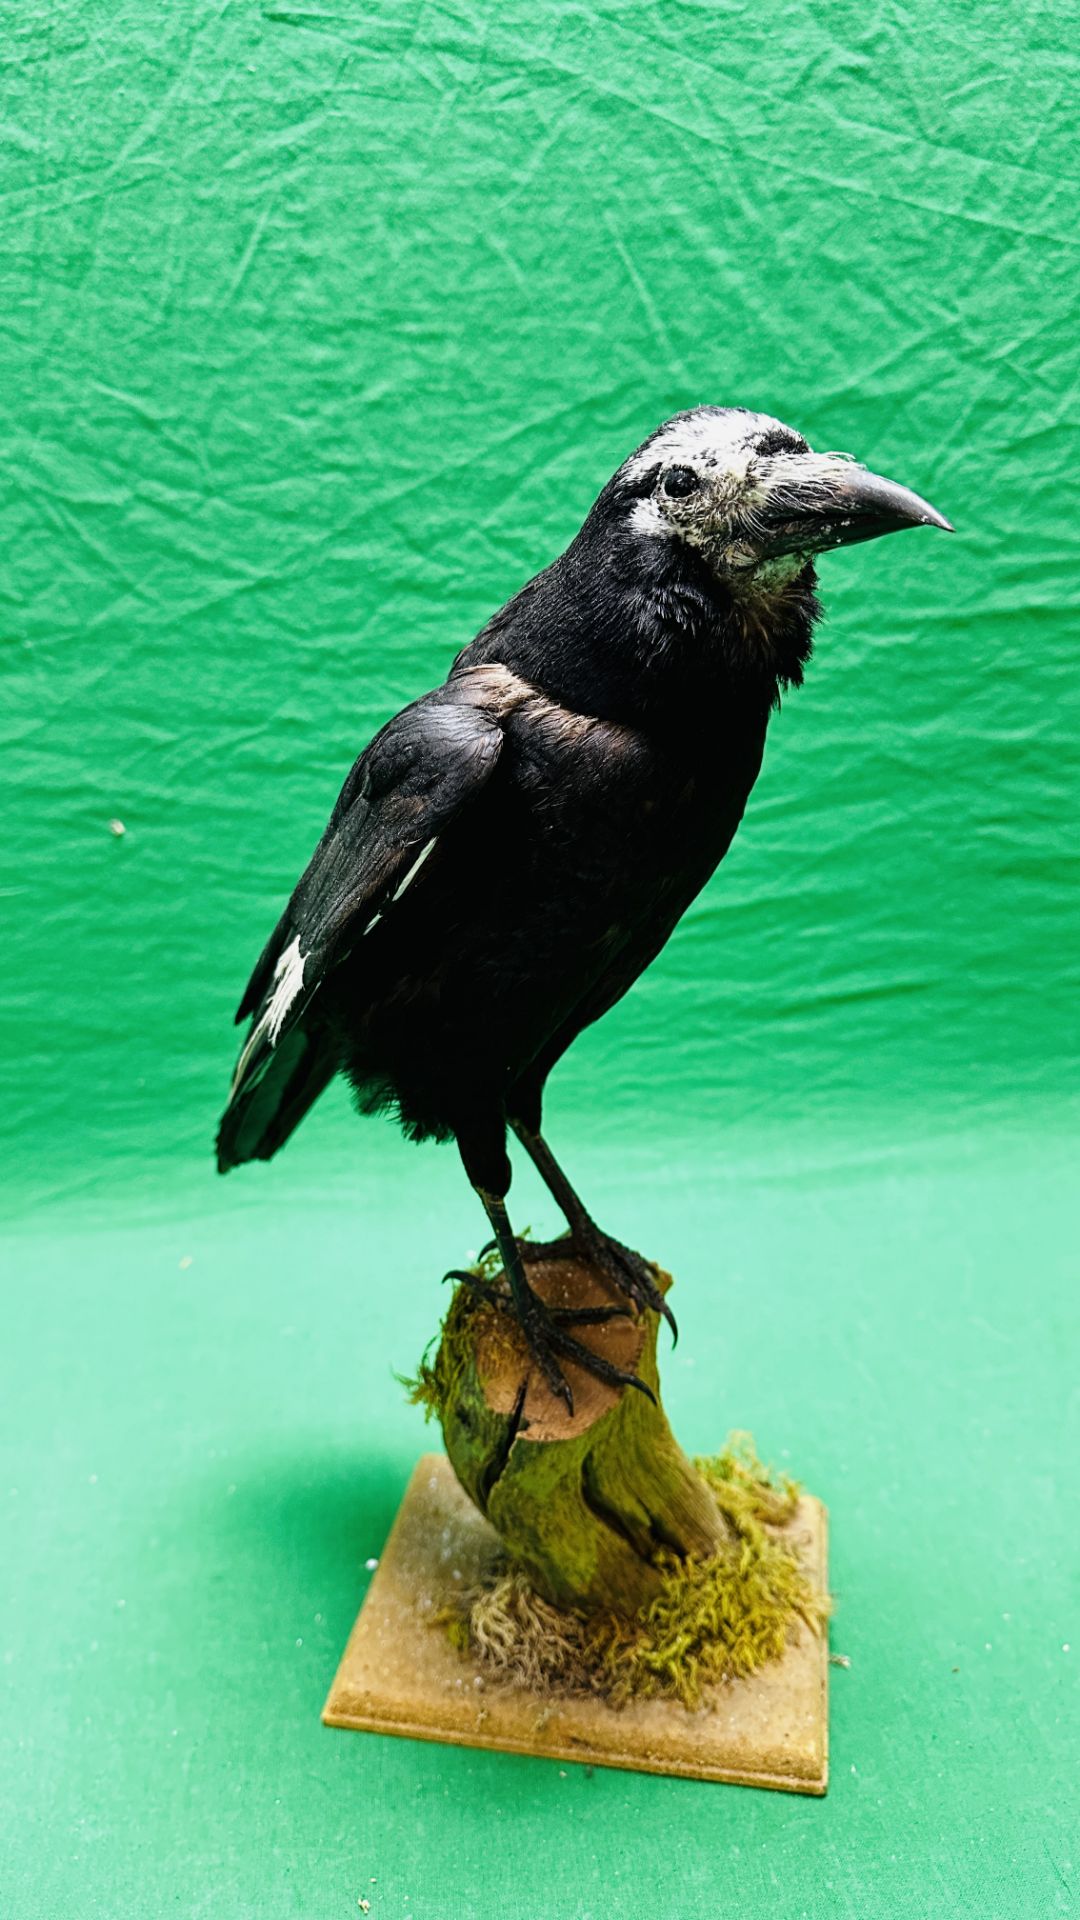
top-left (577, 405), bottom-right (951, 700)
top-left (611, 405), bottom-right (951, 588)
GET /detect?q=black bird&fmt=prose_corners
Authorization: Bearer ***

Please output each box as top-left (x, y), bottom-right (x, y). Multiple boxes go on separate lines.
top-left (217, 407), bottom-right (949, 1410)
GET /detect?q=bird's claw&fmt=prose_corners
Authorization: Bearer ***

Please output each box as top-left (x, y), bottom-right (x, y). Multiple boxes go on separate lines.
top-left (443, 1270), bottom-right (651, 1416)
top-left (442, 1267), bottom-right (508, 1309)
top-left (445, 1268), bottom-right (630, 1329)
top-left (518, 1304), bottom-right (657, 1416)
top-left (604, 1238), bottom-right (678, 1345)
top-left (519, 1230), bottom-right (678, 1344)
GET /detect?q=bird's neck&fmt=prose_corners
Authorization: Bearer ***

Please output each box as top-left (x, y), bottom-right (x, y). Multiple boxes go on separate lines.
top-left (468, 532), bottom-right (820, 746)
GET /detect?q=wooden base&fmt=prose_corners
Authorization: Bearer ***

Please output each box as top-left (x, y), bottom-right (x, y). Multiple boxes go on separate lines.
top-left (323, 1455), bottom-right (830, 1794)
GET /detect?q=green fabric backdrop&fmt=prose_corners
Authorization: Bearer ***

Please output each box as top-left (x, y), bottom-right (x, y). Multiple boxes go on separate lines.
top-left (2, 4), bottom-right (1076, 1916)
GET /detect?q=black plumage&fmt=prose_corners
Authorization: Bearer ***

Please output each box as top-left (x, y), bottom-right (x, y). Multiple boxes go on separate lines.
top-left (218, 406), bottom-right (949, 1408)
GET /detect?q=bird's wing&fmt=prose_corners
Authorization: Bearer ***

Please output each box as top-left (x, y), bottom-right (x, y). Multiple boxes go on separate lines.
top-left (223, 677), bottom-right (509, 1116)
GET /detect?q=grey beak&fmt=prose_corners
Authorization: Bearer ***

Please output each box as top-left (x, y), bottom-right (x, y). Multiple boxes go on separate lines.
top-left (758, 459), bottom-right (953, 560)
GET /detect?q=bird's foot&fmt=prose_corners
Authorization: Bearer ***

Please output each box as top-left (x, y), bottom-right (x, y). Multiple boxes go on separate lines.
top-left (442, 1268), bottom-right (652, 1415)
top-left (518, 1226), bottom-right (677, 1342)
top-left (443, 1268), bottom-right (631, 1326)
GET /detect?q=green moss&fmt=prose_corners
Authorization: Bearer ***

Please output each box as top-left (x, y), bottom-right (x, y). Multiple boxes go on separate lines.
top-left (398, 1248), bottom-right (507, 1421)
top-left (450, 1435), bottom-right (830, 1711)
top-left (696, 1429), bottom-right (801, 1537)
top-left (404, 1266), bottom-right (828, 1708)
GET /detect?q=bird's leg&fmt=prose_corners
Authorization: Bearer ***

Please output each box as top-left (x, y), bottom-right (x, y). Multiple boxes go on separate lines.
top-left (455, 1120), bottom-right (652, 1413)
top-left (472, 1189), bottom-right (654, 1416)
top-left (509, 1121), bottom-right (677, 1342)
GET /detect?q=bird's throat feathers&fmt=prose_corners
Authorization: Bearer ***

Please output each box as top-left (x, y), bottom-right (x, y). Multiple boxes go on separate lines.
top-left (467, 522), bottom-right (821, 734)
top-left (718, 562), bottom-right (822, 703)
top-left (570, 525), bottom-right (822, 725)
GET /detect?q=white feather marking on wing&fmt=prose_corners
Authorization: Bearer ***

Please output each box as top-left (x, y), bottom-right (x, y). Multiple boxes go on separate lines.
top-left (360, 839), bottom-right (438, 940)
top-left (264, 935), bottom-right (306, 1042)
top-left (227, 935), bottom-right (307, 1100)
top-left (390, 836), bottom-right (438, 902)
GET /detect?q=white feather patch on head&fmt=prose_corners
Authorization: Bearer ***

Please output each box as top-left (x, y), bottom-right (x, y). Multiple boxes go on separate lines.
top-left (620, 411), bottom-right (865, 581)
top-left (622, 409), bottom-right (790, 486)
top-left (745, 448), bottom-right (857, 510)
top-left (628, 496), bottom-right (670, 540)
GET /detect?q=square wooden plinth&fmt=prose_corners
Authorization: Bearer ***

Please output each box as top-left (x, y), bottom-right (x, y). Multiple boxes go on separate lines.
top-left (323, 1454), bottom-right (829, 1794)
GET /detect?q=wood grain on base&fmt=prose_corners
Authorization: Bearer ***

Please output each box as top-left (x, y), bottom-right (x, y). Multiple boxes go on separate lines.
top-left (322, 1455), bottom-right (829, 1793)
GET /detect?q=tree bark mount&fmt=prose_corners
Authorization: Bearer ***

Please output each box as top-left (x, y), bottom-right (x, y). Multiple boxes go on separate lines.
top-left (427, 1251), bottom-right (728, 1617)
top-left (326, 1246), bottom-right (831, 1791)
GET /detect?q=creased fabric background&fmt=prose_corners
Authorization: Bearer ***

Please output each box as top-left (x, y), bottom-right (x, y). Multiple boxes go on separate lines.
top-left (1, 6), bottom-right (1077, 1918)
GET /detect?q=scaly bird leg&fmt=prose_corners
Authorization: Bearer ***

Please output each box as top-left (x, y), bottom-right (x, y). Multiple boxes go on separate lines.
top-left (508, 1121), bottom-right (677, 1342)
top-left (472, 1190), bottom-right (656, 1417)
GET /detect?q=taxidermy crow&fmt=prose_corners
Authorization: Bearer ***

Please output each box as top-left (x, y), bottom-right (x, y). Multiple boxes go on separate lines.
top-left (218, 407), bottom-right (949, 1410)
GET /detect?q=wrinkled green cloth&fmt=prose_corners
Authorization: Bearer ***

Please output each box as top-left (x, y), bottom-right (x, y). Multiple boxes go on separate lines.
top-left (2, 2), bottom-right (1076, 1915)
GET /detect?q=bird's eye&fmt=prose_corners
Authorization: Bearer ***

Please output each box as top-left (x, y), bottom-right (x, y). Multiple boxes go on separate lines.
top-left (662, 466), bottom-right (699, 499)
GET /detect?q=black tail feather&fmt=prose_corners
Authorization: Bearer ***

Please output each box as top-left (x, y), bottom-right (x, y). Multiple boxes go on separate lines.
top-left (217, 1021), bottom-right (339, 1172)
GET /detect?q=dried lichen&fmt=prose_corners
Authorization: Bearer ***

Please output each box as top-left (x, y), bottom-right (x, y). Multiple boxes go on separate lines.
top-left (445, 1434), bottom-right (829, 1710)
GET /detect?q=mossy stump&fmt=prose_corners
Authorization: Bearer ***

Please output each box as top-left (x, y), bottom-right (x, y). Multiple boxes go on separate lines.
top-left (331, 1252), bottom-right (828, 1762)
top-left (419, 1252), bottom-right (730, 1617)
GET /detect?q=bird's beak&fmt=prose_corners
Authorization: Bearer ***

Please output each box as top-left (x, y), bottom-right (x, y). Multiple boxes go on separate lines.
top-left (754, 455), bottom-right (953, 560)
